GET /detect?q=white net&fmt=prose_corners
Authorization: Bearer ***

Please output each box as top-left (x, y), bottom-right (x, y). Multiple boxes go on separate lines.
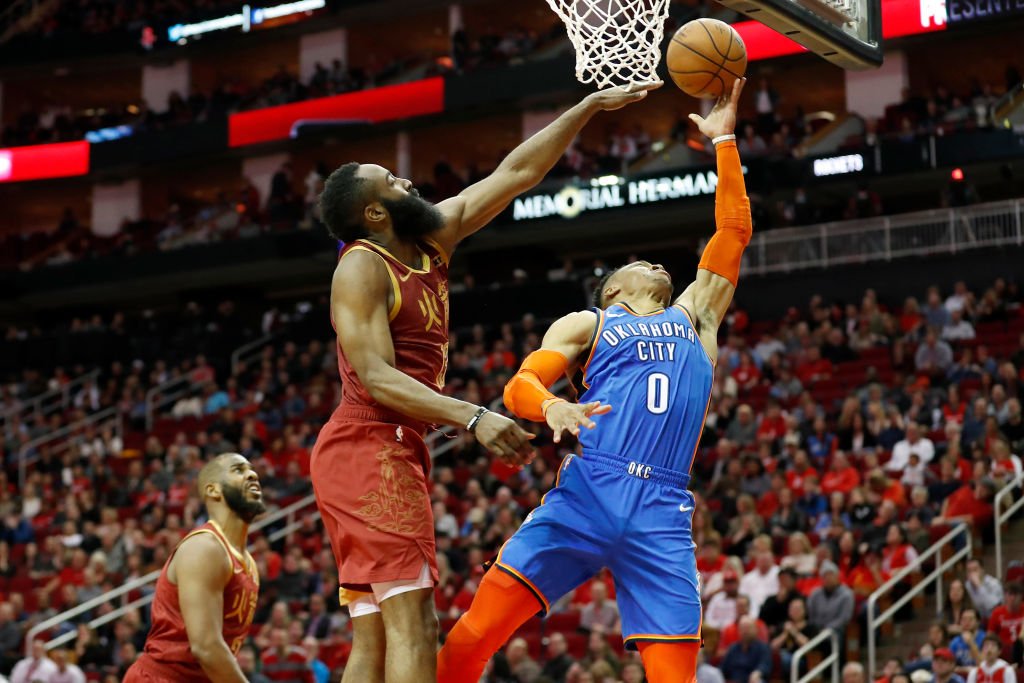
top-left (546, 0), bottom-right (672, 89)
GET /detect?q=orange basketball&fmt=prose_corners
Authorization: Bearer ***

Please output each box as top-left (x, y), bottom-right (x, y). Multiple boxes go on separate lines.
top-left (666, 18), bottom-right (747, 99)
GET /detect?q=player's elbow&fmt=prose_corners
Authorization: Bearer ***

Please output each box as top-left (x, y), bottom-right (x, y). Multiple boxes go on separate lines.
top-left (189, 640), bottom-right (215, 664)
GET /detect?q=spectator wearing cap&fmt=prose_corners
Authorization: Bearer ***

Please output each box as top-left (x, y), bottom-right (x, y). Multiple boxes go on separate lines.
top-left (965, 635), bottom-right (1014, 683)
top-left (988, 581), bottom-right (1024, 649)
top-left (963, 559), bottom-right (1004, 621)
top-left (949, 608), bottom-right (986, 671)
top-left (808, 561), bottom-right (855, 636)
top-left (720, 616), bottom-right (772, 683)
top-left (705, 568), bottom-right (742, 631)
top-left (931, 648), bottom-right (966, 683)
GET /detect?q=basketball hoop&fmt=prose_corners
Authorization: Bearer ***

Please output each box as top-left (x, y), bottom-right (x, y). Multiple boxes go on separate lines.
top-left (546, 0), bottom-right (672, 89)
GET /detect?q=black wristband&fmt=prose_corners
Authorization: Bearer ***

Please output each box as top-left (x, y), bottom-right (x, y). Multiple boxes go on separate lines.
top-left (467, 406), bottom-right (488, 433)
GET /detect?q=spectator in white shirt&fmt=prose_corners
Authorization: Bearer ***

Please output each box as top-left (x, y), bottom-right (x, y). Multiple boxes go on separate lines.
top-left (48, 648), bottom-right (86, 683)
top-left (739, 551), bottom-right (780, 618)
top-left (10, 640), bottom-right (58, 683)
top-left (945, 281), bottom-right (970, 314)
top-left (942, 309), bottom-right (976, 342)
top-left (966, 635), bottom-right (1014, 683)
top-left (579, 581), bottom-right (621, 634)
top-left (705, 569), bottom-right (742, 631)
top-left (886, 422), bottom-right (935, 472)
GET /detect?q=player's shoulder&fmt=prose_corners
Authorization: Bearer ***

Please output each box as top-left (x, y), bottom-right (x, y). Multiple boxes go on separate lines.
top-left (175, 530), bottom-right (232, 573)
top-left (550, 309), bottom-right (599, 337)
top-left (332, 244), bottom-right (390, 289)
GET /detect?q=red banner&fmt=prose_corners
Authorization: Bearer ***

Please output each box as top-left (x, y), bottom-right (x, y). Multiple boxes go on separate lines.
top-left (0, 141), bottom-right (90, 184)
top-left (734, 0), bottom-right (946, 62)
top-left (228, 77), bottom-right (445, 147)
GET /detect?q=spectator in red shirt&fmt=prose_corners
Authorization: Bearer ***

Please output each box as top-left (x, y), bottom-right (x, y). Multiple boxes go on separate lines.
top-left (732, 351), bottom-right (762, 393)
top-left (881, 524), bottom-right (919, 573)
top-left (796, 346), bottom-right (833, 384)
top-left (261, 627), bottom-right (313, 682)
top-left (716, 594), bottom-right (770, 657)
top-left (757, 400), bottom-right (788, 444)
top-left (934, 478), bottom-right (996, 531)
top-left (786, 449), bottom-right (817, 498)
top-left (989, 582), bottom-right (1024, 649)
top-left (943, 385), bottom-right (967, 425)
top-left (822, 452), bottom-right (861, 496)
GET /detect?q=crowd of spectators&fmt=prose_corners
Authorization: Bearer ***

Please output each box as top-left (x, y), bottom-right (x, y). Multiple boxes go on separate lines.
top-left (0, 261), bottom-right (1022, 681)
top-left (0, 17), bottom-right (562, 151)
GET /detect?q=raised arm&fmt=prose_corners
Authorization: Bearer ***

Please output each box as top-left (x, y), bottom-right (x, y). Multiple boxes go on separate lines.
top-left (174, 534), bottom-right (247, 683)
top-left (676, 78), bottom-right (751, 364)
top-left (503, 310), bottom-right (611, 443)
top-left (333, 250), bottom-right (534, 464)
top-left (432, 82), bottom-right (662, 254)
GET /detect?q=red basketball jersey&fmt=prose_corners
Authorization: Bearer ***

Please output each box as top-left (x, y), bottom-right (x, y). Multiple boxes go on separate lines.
top-left (332, 238), bottom-right (450, 430)
top-left (137, 521), bottom-right (259, 681)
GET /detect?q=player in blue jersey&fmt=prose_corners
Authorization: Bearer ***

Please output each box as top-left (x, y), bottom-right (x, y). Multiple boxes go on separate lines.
top-left (437, 77), bottom-right (750, 683)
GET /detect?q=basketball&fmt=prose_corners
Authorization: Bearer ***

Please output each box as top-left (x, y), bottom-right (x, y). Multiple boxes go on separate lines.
top-left (666, 18), bottom-right (747, 99)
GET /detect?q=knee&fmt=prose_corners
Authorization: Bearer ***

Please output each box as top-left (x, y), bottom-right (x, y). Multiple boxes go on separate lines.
top-left (382, 592), bottom-right (438, 648)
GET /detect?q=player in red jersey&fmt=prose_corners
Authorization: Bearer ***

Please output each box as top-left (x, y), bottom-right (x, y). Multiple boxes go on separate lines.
top-left (124, 453), bottom-right (265, 683)
top-left (313, 81), bottom-right (661, 683)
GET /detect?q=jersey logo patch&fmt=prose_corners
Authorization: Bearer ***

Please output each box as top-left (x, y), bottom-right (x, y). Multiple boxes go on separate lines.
top-left (418, 290), bottom-right (443, 332)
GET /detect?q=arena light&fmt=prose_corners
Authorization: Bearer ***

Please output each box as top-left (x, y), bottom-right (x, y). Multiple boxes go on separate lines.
top-left (0, 141), bottom-right (90, 184)
top-left (167, 0), bottom-right (325, 42)
top-left (951, 167), bottom-right (964, 180)
top-left (228, 78), bottom-right (445, 147)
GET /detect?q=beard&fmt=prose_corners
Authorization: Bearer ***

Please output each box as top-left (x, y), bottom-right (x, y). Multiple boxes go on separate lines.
top-left (382, 192), bottom-right (444, 240)
top-left (222, 482), bottom-right (267, 523)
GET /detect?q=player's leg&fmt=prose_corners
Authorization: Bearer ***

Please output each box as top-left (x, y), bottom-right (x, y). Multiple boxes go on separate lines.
top-left (376, 586), bottom-right (437, 683)
top-left (610, 483), bottom-right (703, 682)
top-left (437, 568), bottom-right (543, 683)
top-left (439, 454), bottom-right (607, 683)
top-left (343, 596), bottom-right (385, 683)
top-left (637, 641), bottom-right (700, 683)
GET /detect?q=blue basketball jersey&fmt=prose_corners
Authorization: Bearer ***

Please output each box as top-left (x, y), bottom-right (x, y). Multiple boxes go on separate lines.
top-left (577, 302), bottom-right (714, 474)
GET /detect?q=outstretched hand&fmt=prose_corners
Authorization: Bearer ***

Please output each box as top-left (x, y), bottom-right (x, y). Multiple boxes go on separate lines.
top-left (587, 80), bottom-right (663, 111)
top-left (545, 400), bottom-right (612, 443)
top-left (688, 77), bottom-right (746, 140)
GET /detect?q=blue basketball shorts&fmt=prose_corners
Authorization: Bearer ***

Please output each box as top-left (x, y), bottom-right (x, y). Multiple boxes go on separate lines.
top-left (495, 448), bottom-right (702, 649)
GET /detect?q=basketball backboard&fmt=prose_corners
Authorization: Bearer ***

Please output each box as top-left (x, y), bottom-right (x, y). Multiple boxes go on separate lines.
top-left (715, 0), bottom-right (883, 69)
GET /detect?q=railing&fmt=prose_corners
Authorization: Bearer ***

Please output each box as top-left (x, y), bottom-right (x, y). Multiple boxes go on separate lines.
top-left (790, 627), bottom-right (839, 683)
top-left (231, 333), bottom-right (277, 375)
top-left (144, 374), bottom-right (205, 431)
top-left (27, 493), bottom-right (319, 655)
top-left (17, 406), bottom-right (121, 488)
top-left (744, 199), bottom-right (1024, 276)
top-left (867, 523), bottom-right (972, 677)
top-left (0, 369), bottom-right (101, 436)
top-left (994, 471), bottom-right (1024, 581)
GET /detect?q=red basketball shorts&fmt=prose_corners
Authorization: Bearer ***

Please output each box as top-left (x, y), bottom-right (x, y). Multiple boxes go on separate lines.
top-left (310, 406), bottom-right (439, 596)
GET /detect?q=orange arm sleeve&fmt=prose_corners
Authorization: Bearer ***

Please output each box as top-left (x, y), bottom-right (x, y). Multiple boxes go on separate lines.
top-left (697, 140), bottom-right (752, 287)
top-left (503, 350), bottom-right (569, 422)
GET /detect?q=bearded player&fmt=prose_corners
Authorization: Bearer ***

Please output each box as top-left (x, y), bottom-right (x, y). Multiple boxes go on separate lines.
top-left (313, 81), bottom-right (662, 683)
top-left (124, 453), bottom-right (265, 682)
top-left (437, 78), bottom-right (749, 683)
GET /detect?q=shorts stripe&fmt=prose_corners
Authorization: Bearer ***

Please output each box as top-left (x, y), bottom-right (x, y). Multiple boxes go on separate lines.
top-left (624, 633), bottom-right (702, 645)
top-left (494, 561), bottom-right (550, 614)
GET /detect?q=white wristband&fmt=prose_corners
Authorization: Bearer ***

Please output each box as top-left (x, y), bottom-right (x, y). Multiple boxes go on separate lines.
top-left (712, 134), bottom-right (736, 146)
